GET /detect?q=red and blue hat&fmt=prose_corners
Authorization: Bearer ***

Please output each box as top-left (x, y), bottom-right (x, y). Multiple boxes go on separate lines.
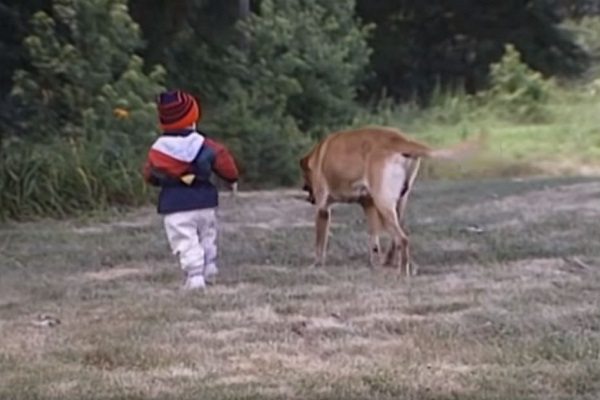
top-left (156, 90), bottom-right (201, 131)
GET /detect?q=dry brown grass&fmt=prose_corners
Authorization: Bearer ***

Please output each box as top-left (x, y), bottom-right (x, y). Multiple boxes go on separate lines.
top-left (1, 176), bottom-right (600, 399)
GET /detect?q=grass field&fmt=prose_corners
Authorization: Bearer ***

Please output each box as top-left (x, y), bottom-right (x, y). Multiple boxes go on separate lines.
top-left (371, 88), bottom-right (600, 180)
top-left (2, 175), bottom-right (600, 399)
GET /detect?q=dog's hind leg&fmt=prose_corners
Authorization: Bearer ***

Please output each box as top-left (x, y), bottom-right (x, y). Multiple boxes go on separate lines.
top-left (375, 202), bottom-right (411, 276)
top-left (383, 239), bottom-right (397, 267)
top-left (360, 197), bottom-right (384, 268)
top-left (397, 157), bottom-right (421, 228)
top-left (384, 157), bottom-right (421, 271)
top-left (370, 154), bottom-right (412, 276)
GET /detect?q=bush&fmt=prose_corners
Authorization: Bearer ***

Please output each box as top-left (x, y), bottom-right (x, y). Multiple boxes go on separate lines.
top-left (10, 0), bottom-right (165, 140)
top-left (0, 0), bottom-right (165, 220)
top-left (205, 0), bottom-right (373, 187)
top-left (483, 44), bottom-right (557, 123)
top-left (1, 0), bottom-right (375, 217)
top-left (561, 15), bottom-right (600, 97)
top-left (208, 82), bottom-right (311, 188)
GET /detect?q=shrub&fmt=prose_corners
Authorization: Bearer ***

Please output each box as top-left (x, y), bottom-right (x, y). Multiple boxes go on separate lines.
top-left (206, 0), bottom-right (373, 187)
top-left (10, 0), bottom-right (165, 141)
top-left (483, 44), bottom-right (557, 123)
top-left (1, 0), bottom-right (165, 220)
top-left (208, 82), bottom-right (312, 188)
top-left (0, 129), bottom-right (151, 221)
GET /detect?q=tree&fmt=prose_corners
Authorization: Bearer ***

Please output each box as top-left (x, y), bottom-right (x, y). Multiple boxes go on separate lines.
top-left (10, 0), bottom-right (165, 143)
top-left (208, 0), bottom-right (373, 186)
top-left (550, 0), bottom-right (600, 19)
top-left (129, 0), bottom-right (240, 108)
top-left (355, 0), bottom-right (591, 104)
top-left (0, 0), bottom-right (51, 96)
top-left (0, 0), bottom-right (52, 133)
top-left (1, 0), bottom-right (167, 219)
top-left (228, 0), bottom-right (373, 137)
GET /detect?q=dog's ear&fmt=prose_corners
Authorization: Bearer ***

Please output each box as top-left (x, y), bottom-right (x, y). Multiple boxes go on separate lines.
top-left (299, 155), bottom-right (310, 172)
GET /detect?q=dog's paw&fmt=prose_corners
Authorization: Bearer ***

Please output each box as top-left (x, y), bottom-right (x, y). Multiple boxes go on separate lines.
top-left (369, 257), bottom-right (382, 269)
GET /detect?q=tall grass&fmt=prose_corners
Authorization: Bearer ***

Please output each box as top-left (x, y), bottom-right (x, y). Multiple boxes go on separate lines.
top-left (0, 131), bottom-right (153, 221)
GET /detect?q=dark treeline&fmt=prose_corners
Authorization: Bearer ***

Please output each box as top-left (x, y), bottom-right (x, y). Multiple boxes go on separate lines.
top-left (0, 0), bottom-right (597, 219)
top-left (0, 1), bottom-right (595, 109)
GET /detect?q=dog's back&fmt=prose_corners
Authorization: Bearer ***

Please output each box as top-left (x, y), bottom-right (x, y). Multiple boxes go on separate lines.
top-left (309, 126), bottom-right (429, 194)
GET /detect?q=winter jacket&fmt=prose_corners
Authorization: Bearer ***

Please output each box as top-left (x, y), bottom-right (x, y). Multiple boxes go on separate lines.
top-left (143, 128), bottom-right (238, 214)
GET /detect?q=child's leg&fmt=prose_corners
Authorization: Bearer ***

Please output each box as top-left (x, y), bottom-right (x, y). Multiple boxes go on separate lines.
top-left (163, 210), bottom-right (206, 289)
top-left (197, 208), bottom-right (218, 280)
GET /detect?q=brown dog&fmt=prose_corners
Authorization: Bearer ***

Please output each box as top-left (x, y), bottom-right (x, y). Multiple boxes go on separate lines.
top-left (299, 125), bottom-right (484, 276)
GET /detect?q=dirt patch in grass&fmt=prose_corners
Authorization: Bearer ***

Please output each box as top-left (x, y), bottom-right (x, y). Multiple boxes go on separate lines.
top-left (1, 177), bottom-right (600, 399)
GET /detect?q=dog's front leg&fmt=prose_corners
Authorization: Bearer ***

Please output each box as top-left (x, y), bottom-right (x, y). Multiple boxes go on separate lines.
top-left (312, 207), bottom-right (331, 267)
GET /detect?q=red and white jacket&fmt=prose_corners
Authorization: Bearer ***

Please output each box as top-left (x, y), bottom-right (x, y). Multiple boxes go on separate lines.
top-left (143, 129), bottom-right (238, 214)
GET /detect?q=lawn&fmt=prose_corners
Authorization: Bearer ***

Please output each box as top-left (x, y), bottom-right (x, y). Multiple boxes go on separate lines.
top-left (1, 175), bottom-right (600, 399)
top-left (374, 91), bottom-right (600, 180)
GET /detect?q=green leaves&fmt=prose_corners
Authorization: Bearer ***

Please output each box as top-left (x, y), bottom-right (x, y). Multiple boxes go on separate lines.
top-left (485, 44), bottom-right (558, 123)
top-left (11, 0), bottom-right (165, 140)
top-left (0, 0), bottom-right (164, 220)
top-left (204, 0), bottom-right (371, 187)
top-left (231, 0), bottom-right (372, 138)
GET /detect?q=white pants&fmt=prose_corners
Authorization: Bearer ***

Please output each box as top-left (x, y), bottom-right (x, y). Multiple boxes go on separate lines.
top-left (163, 208), bottom-right (218, 277)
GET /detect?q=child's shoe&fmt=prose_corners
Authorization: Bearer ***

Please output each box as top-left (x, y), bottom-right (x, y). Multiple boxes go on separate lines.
top-left (204, 263), bottom-right (218, 286)
top-left (183, 273), bottom-right (206, 290)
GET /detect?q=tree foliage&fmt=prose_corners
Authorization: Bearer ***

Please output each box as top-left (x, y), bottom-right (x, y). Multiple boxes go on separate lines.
top-left (226, 0), bottom-right (372, 136)
top-left (0, 0), bottom-right (598, 219)
top-left (129, 0), bottom-right (240, 106)
top-left (10, 0), bottom-right (165, 141)
top-left (485, 44), bottom-right (557, 122)
top-left (0, 0), bottom-right (165, 220)
top-left (356, 0), bottom-right (590, 103)
top-left (208, 0), bottom-right (372, 186)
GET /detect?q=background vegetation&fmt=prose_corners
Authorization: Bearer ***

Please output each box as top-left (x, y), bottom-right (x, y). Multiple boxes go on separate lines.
top-left (2, 3), bottom-right (600, 398)
top-left (1, 0), bottom-right (600, 220)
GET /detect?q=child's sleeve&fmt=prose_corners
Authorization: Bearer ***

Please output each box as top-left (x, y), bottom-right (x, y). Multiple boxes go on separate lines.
top-left (143, 156), bottom-right (185, 187)
top-left (204, 138), bottom-right (239, 184)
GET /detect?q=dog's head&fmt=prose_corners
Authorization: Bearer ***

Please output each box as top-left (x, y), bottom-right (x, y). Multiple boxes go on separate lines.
top-left (299, 154), bottom-right (315, 204)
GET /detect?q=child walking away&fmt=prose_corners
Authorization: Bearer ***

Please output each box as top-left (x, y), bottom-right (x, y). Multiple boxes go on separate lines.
top-left (143, 90), bottom-right (239, 290)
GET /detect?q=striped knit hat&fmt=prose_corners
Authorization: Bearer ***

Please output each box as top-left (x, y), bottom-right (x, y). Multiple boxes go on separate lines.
top-left (156, 90), bottom-right (201, 131)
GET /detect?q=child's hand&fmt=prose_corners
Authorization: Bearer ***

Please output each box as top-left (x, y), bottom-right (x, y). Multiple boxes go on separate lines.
top-left (180, 174), bottom-right (196, 185)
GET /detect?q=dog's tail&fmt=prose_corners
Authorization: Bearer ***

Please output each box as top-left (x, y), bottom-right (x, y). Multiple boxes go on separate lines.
top-left (399, 131), bottom-right (488, 161)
